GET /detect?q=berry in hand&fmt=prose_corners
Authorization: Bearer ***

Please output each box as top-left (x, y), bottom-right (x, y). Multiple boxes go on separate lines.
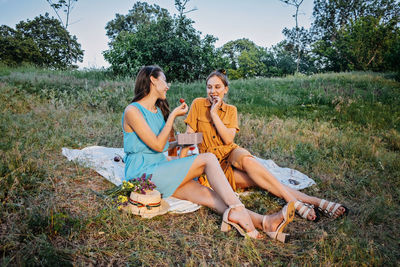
top-left (179, 98), bottom-right (185, 103)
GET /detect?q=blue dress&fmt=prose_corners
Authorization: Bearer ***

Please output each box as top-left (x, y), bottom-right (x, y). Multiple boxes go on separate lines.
top-left (122, 102), bottom-right (198, 198)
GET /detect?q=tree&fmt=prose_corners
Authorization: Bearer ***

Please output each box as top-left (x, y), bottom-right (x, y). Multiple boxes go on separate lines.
top-left (270, 41), bottom-right (297, 76)
top-left (103, 1), bottom-right (222, 81)
top-left (334, 16), bottom-right (399, 71)
top-left (311, 0), bottom-right (400, 71)
top-left (105, 2), bottom-right (170, 42)
top-left (46, 0), bottom-right (79, 66)
top-left (219, 38), bottom-right (304, 78)
top-left (384, 31), bottom-right (400, 79)
top-left (282, 27), bottom-right (316, 73)
top-left (0, 25), bottom-right (41, 66)
top-left (221, 38), bottom-right (268, 79)
top-left (46, 0), bottom-right (78, 30)
top-left (0, 13), bottom-right (84, 68)
top-left (174, 0), bottom-right (197, 19)
top-left (279, 0), bottom-right (305, 72)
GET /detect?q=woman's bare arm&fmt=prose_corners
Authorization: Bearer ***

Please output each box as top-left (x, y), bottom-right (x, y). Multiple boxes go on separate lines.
top-left (124, 103), bottom-right (187, 152)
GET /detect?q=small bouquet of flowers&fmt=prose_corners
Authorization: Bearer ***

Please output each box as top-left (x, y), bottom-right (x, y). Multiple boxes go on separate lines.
top-left (104, 173), bottom-right (156, 208)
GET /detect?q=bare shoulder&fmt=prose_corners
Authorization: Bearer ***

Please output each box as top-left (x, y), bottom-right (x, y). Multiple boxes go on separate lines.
top-left (124, 104), bottom-right (143, 121)
top-left (125, 104), bottom-right (140, 115)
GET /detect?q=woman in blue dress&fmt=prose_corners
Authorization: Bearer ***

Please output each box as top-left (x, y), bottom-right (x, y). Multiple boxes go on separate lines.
top-left (122, 65), bottom-right (295, 242)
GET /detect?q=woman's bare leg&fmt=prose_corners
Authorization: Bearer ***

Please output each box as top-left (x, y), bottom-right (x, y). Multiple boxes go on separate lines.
top-left (237, 157), bottom-right (346, 218)
top-left (174, 153), bottom-right (259, 234)
top-left (234, 158), bottom-right (316, 221)
top-left (172, 180), bottom-right (286, 233)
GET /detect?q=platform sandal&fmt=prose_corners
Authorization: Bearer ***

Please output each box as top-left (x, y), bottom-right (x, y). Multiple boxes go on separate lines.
top-left (294, 200), bottom-right (320, 222)
top-left (221, 203), bottom-right (261, 239)
top-left (317, 199), bottom-right (349, 219)
top-left (262, 201), bottom-right (295, 243)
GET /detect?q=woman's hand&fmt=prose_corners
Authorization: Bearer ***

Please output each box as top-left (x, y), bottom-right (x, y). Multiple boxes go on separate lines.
top-left (210, 96), bottom-right (222, 114)
top-left (171, 102), bottom-right (188, 117)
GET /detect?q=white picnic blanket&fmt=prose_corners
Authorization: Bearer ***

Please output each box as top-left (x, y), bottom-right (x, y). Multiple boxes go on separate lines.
top-left (62, 146), bottom-right (316, 213)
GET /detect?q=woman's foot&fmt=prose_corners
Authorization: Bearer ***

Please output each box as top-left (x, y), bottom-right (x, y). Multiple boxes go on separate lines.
top-left (261, 202), bottom-right (295, 243)
top-left (222, 204), bottom-right (262, 239)
top-left (262, 212), bottom-right (283, 232)
top-left (294, 200), bottom-right (319, 221)
top-left (317, 199), bottom-right (349, 218)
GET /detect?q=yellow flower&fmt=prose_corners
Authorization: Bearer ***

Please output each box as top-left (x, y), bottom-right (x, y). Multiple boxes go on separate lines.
top-left (117, 195), bottom-right (128, 203)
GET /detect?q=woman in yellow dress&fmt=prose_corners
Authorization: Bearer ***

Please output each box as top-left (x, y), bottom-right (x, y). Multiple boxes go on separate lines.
top-left (181, 69), bottom-right (349, 221)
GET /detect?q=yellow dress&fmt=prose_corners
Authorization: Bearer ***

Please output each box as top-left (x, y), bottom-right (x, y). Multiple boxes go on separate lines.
top-left (184, 98), bottom-right (240, 191)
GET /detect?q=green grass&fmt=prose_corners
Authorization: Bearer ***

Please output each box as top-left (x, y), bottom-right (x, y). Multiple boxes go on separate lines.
top-left (1, 66), bottom-right (399, 265)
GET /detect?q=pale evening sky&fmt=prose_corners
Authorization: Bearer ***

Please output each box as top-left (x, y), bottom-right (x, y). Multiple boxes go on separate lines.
top-left (0, 0), bottom-right (314, 69)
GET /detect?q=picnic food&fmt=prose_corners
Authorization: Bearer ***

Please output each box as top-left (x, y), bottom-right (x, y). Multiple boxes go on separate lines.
top-left (114, 155), bottom-right (124, 162)
top-left (176, 133), bottom-right (203, 145)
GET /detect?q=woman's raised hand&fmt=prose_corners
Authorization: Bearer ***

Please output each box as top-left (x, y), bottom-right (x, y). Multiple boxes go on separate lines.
top-left (172, 102), bottom-right (188, 117)
top-left (210, 96), bottom-right (222, 114)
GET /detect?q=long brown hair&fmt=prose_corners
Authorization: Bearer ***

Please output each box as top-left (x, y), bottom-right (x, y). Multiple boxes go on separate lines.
top-left (131, 65), bottom-right (170, 121)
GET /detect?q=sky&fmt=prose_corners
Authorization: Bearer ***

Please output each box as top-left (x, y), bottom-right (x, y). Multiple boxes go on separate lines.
top-left (0, 0), bottom-right (314, 69)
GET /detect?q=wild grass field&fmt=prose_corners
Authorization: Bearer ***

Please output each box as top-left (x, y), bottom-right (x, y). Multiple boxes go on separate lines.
top-left (1, 66), bottom-right (399, 266)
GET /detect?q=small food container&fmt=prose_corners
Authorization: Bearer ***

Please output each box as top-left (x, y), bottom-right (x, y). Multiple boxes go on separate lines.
top-left (176, 133), bottom-right (203, 145)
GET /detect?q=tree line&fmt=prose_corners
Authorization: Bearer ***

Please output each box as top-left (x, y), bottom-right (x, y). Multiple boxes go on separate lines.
top-left (0, 13), bottom-right (83, 69)
top-left (1, 0), bottom-right (399, 80)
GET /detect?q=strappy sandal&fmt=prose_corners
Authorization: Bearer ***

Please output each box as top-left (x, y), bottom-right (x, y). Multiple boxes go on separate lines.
top-left (294, 200), bottom-right (320, 222)
top-left (221, 203), bottom-right (261, 239)
top-left (262, 201), bottom-right (295, 243)
top-left (317, 199), bottom-right (349, 218)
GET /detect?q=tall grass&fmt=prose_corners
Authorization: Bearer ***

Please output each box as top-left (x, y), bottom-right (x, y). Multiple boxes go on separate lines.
top-left (1, 66), bottom-right (399, 265)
